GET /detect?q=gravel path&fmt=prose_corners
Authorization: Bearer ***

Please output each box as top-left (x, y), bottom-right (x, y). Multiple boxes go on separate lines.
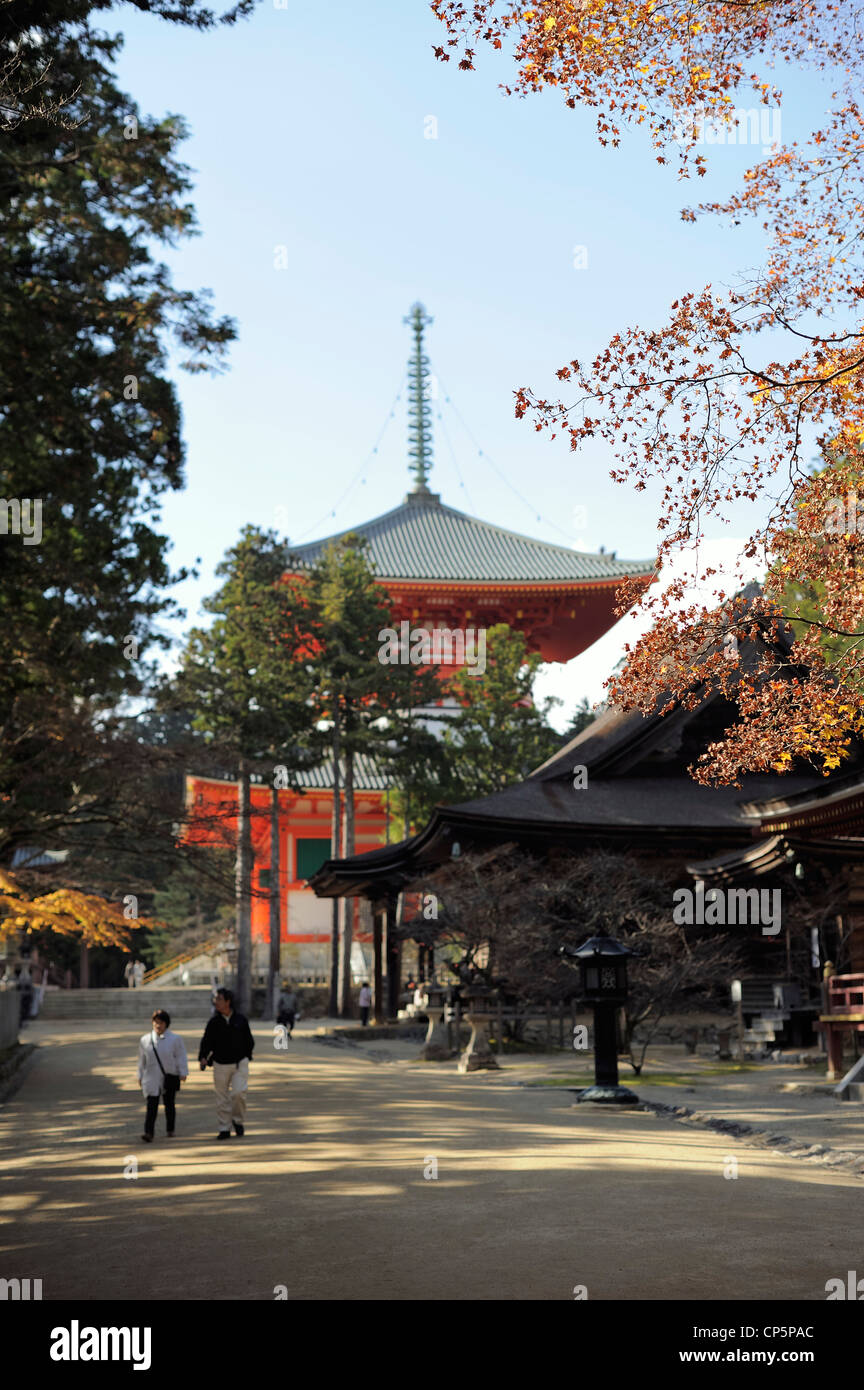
top-left (0, 1022), bottom-right (860, 1301)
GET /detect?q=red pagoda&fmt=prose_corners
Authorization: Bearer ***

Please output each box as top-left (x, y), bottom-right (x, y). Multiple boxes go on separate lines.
top-left (184, 304), bottom-right (653, 980)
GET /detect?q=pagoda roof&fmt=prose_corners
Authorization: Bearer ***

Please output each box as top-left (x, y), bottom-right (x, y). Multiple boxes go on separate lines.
top-left (187, 755), bottom-right (390, 794)
top-left (292, 489), bottom-right (654, 587)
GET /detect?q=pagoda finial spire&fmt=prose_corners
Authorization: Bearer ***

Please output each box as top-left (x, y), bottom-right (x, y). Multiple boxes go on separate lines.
top-left (403, 301), bottom-right (434, 494)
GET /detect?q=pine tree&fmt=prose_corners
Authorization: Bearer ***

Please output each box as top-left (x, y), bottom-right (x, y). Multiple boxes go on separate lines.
top-left (0, 12), bottom-right (236, 858)
top-left (303, 538), bottom-right (441, 1016)
top-left (391, 624), bottom-right (563, 830)
top-left (171, 528), bottom-right (319, 1014)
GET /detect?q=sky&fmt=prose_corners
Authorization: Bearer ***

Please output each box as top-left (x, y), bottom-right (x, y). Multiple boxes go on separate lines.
top-left (110, 2), bottom-right (836, 726)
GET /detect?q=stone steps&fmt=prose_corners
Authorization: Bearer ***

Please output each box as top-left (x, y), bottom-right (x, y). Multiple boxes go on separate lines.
top-left (39, 987), bottom-right (212, 1020)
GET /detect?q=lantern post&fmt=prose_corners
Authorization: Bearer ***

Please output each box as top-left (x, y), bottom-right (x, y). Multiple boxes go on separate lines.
top-left (562, 928), bottom-right (639, 1104)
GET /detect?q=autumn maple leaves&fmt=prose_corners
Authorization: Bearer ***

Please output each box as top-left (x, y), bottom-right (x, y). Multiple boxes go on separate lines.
top-left (434, 0), bottom-right (864, 784)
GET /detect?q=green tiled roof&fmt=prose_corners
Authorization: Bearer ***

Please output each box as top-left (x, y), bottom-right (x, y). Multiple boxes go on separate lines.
top-left (292, 490), bottom-right (653, 585)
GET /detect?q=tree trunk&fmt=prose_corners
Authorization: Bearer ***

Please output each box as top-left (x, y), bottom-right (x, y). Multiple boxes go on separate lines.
top-left (386, 890), bottom-right (400, 1020)
top-left (268, 784), bottom-right (281, 1019)
top-left (235, 755), bottom-right (253, 1015)
top-left (338, 745), bottom-right (355, 1018)
top-left (373, 905), bottom-right (384, 1024)
top-left (327, 716), bottom-right (341, 1018)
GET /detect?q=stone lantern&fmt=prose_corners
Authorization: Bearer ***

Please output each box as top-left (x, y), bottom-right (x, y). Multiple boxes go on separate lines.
top-left (457, 982), bottom-right (500, 1073)
top-left (562, 928), bottom-right (638, 1104)
top-left (418, 981), bottom-right (452, 1061)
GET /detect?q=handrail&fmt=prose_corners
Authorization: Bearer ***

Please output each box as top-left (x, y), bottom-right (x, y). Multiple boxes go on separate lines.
top-left (141, 937), bottom-right (225, 985)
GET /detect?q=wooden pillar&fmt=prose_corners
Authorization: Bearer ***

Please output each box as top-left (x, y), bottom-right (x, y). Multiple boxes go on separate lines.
top-left (268, 788), bottom-right (281, 1019)
top-left (386, 892), bottom-right (401, 1020)
top-left (373, 905), bottom-right (384, 1025)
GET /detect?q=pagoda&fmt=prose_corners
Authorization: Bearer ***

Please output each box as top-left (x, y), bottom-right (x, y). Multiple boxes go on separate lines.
top-left (184, 304), bottom-right (653, 981)
top-left (291, 303), bottom-right (654, 664)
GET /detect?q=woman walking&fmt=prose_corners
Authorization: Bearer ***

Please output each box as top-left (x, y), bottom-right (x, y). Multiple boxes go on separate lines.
top-left (138, 1009), bottom-right (188, 1142)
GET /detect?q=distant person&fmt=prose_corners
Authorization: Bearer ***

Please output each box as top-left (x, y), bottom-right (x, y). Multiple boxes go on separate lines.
top-left (17, 964), bottom-right (33, 1025)
top-left (133, 959), bottom-right (145, 989)
top-left (180, 967), bottom-right (190, 986)
top-left (358, 981), bottom-right (372, 1027)
top-left (277, 984), bottom-right (299, 1037)
top-left (138, 1009), bottom-right (188, 1142)
top-left (29, 962), bottom-right (45, 1018)
top-left (124, 960), bottom-right (135, 989)
top-left (198, 987), bottom-right (255, 1140)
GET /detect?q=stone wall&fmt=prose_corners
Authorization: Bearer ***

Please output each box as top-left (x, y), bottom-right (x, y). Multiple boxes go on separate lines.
top-left (0, 988), bottom-right (19, 1050)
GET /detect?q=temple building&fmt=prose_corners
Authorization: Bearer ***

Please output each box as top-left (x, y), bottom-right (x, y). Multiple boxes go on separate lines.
top-left (184, 303), bottom-right (652, 979)
top-left (310, 618), bottom-right (864, 1032)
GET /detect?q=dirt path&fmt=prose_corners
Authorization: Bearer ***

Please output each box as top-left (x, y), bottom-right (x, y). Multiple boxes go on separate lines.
top-left (0, 1021), bottom-right (860, 1301)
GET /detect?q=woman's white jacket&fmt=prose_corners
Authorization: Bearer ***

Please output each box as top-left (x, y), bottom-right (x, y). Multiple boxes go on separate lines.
top-left (138, 1029), bottom-right (189, 1098)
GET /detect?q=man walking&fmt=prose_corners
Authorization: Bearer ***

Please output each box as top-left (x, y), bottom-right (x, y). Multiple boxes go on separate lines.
top-left (358, 980), bottom-right (372, 1027)
top-left (277, 982), bottom-right (299, 1038)
top-left (198, 987), bottom-right (255, 1140)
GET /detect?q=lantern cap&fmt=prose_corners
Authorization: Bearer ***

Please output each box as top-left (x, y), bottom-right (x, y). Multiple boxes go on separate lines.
top-left (562, 931), bottom-right (633, 962)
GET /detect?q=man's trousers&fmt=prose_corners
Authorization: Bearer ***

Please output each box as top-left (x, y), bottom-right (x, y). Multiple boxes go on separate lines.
top-left (212, 1058), bottom-right (249, 1131)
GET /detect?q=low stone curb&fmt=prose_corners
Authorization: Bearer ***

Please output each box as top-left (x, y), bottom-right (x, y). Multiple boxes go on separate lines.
top-left (0, 1043), bottom-right (37, 1105)
top-left (313, 1024), bottom-right (426, 1044)
top-left (640, 1098), bottom-right (864, 1179)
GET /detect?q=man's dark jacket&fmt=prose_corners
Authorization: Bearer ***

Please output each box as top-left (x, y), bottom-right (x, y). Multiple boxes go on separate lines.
top-left (199, 1011), bottom-right (255, 1066)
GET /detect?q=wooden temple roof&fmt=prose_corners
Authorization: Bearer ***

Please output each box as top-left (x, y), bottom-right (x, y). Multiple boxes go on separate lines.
top-left (292, 487), bottom-right (654, 587)
top-left (308, 681), bottom-right (832, 900)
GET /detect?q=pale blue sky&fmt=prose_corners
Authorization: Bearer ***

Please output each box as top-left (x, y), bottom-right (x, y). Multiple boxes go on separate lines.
top-left (111, 2), bottom-right (833, 715)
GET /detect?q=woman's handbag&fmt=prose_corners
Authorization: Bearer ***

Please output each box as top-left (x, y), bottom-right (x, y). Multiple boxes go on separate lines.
top-left (151, 1040), bottom-right (180, 1095)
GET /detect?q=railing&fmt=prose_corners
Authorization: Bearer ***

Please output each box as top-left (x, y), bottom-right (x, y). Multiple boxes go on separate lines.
top-left (141, 937), bottom-right (225, 986)
top-left (826, 973), bottom-right (864, 1016)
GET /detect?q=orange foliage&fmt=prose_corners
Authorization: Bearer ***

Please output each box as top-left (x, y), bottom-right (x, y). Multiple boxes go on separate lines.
top-left (0, 870), bottom-right (155, 949)
top-left (432, 0), bottom-right (864, 782)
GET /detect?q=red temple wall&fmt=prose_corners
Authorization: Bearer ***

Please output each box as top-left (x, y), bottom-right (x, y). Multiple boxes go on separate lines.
top-left (184, 776), bottom-right (387, 945)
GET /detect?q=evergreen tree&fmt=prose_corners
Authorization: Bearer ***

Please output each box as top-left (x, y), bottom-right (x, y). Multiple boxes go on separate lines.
top-left (171, 527), bottom-right (320, 1014)
top-left (0, 13), bottom-right (235, 859)
top-left (561, 696), bottom-right (596, 745)
top-left (392, 624), bottom-right (562, 830)
top-left (303, 538), bottom-right (440, 1016)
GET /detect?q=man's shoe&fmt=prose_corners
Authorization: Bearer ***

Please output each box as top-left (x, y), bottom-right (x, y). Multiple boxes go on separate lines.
top-left (166, 1132), bottom-right (175, 1138)
top-left (233, 1122), bottom-right (245, 1136)
top-left (141, 1134), bottom-right (153, 1143)
top-left (216, 1130), bottom-right (231, 1140)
